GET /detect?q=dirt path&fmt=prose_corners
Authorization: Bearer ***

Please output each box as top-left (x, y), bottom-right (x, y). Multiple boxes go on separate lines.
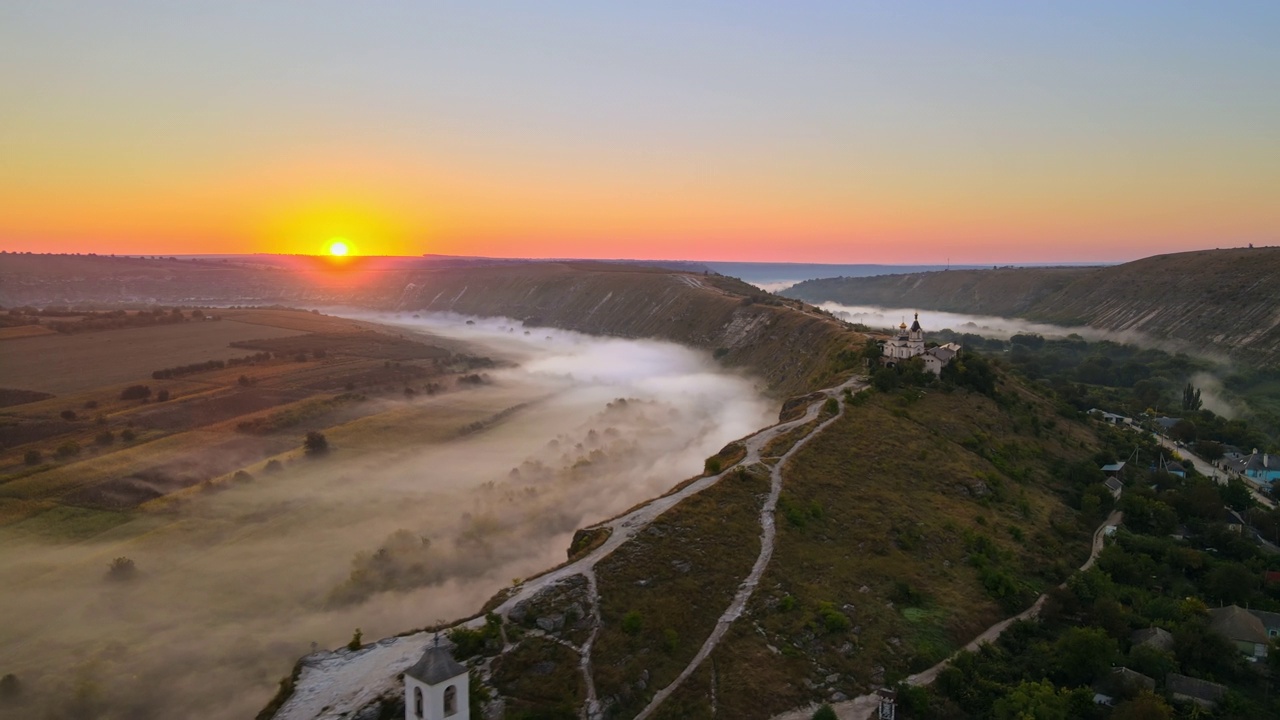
top-left (275, 374), bottom-right (864, 720)
top-left (636, 379), bottom-right (864, 719)
top-left (768, 509), bottom-right (1124, 720)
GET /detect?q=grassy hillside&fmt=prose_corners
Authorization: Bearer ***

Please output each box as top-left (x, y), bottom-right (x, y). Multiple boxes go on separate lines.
top-left (400, 262), bottom-right (862, 397)
top-left (448, 367), bottom-right (1111, 720)
top-left (785, 247), bottom-right (1280, 366)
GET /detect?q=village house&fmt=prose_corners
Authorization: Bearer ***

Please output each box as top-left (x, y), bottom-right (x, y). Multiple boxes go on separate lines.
top-left (1129, 627), bottom-right (1174, 653)
top-left (880, 313), bottom-right (961, 376)
top-left (1090, 409), bottom-right (1133, 426)
top-left (1208, 605), bottom-right (1269, 661)
top-left (1225, 449), bottom-right (1280, 484)
top-left (1166, 673), bottom-right (1227, 709)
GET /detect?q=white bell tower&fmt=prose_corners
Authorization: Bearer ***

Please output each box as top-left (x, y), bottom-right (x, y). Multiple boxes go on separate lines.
top-left (404, 635), bottom-right (470, 720)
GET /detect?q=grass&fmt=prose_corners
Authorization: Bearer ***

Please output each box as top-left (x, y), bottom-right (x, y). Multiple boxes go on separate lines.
top-left (589, 464), bottom-right (770, 718)
top-left (707, 381), bottom-right (1101, 717)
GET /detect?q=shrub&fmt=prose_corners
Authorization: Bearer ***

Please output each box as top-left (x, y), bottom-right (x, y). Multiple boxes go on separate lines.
top-left (704, 457), bottom-right (722, 475)
top-left (0, 673), bottom-right (20, 700)
top-left (812, 705), bottom-right (837, 720)
top-left (120, 428), bottom-right (136, 442)
top-left (816, 602), bottom-right (851, 633)
top-left (120, 384), bottom-right (151, 400)
top-left (106, 556), bottom-right (137, 581)
top-left (662, 628), bottom-right (679, 654)
top-left (264, 459), bottom-right (283, 474)
top-left (83, 400), bottom-right (99, 409)
top-left (156, 389), bottom-right (170, 402)
top-left (59, 410), bottom-right (77, 421)
top-left (94, 430), bottom-right (115, 446)
top-left (779, 595), bottom-right (796, 612)
top-left (23, 449), bottom-right (42, 465)
top-left (621, 610), bottom-right (643, 635)
top-left (304, 431), bottom-right (329, 457)
top-left (823, 397), bottom-right (839, 415)
top-left (55, 441), bottom-right (81, 458)
top-left (233, 470), bottom-right (253, 483)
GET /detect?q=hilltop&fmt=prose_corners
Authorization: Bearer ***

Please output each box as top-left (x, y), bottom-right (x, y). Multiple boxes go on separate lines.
top-left (268, 360), bottom-right (1118, 720)
top-left (785, 247), bottom-right (1280, 366)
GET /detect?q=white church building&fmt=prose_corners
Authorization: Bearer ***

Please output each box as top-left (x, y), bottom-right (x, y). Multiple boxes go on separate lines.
top-left (404, 637), bottom-right (469, 720)
top-left (881, 313), bottom-right (961, 375)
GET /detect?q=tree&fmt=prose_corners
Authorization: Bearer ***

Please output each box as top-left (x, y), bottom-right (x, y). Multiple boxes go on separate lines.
top-left (0, 673), bottom-right (20, 700)
top-left (1182, 383), bottom-right (1202, 412)
top-left (1051, 627), bottom-right (1117, 686)
top-left (992, 680), bottom-right (1075, 720)
top-left (347, 628), bottom-right (362, 651)
top-left (1111, 691), bottom-right (1172, 720)
top-left (106, 556), bottom-right (137, 581)
top-left (120, 384), bottom-right (151, 401)
top-left (303, 431), bottom-right (329, 457)
top-left (1169, 419), bottom-right (1196, 443)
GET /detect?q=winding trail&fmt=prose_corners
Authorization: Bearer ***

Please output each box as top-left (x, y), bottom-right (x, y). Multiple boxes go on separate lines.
top-left (767, 508), bottom-right (1125, 720)
top-left (274, 374), bottom-right (864, 720)
top-left (635, 379), bottom-right (864, 719)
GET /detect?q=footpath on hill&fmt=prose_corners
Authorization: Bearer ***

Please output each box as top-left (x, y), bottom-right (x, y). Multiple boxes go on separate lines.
top-left (766, 507), bottom-right (1125, 720)
top-left (274, 375), bottom-right (866, 720)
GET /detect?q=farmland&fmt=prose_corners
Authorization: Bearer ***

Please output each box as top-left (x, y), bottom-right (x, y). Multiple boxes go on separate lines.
top-left (0, 307), bottom-right (773, 720)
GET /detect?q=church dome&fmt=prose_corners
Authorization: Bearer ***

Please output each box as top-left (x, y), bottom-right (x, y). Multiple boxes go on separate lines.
top-left (910, 312), bottom-right (922, 332)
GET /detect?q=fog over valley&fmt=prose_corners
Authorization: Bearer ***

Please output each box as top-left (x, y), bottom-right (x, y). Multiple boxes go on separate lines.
top-left (0, 314), bottom-right (771, 720)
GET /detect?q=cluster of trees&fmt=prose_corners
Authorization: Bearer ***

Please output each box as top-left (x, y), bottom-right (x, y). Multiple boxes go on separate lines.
top-left (151, 352), bottom-right (271, 379)
top-left (47, 307), bottom-right (193, 334)
top-left (932, 330), bottom-right (1278, 452)
top-left (902, 459), bottom-right (1280, 718)
top-left (866, 350), bottom-right (998, 399)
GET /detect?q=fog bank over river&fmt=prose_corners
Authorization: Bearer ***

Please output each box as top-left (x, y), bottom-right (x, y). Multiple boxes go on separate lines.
top-left (0, 313), bottom-right (771, 720)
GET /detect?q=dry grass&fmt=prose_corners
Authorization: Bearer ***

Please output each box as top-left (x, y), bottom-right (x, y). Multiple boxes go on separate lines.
top-left (589, 464), bottom-right (770, 718)
top-left (0, 325), bottom-right (57, 340)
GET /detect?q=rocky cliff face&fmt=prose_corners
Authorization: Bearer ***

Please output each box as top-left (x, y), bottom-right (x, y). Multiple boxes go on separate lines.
top-left (400, 263), bottom-right (860, 397)
top-left (786, 248), bottom-right (1280, 366)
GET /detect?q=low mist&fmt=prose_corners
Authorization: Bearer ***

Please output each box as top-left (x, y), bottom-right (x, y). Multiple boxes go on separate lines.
top-left (0, 313), bottom-right (772, 720)
top-left (822, 302), bottom-right (1243, 418)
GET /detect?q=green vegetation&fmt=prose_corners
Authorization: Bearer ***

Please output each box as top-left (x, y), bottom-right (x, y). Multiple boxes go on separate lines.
top-left (929, 330), bottom-right (1279, 447)
top-left (709, 372), bottom-right (1103, 719)
top-left (914, 463), bottom-right (1280, 718)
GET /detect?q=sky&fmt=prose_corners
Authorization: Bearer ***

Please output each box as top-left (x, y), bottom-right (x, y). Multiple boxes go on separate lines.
top-left (1, 2), bottom-right (1277, 263)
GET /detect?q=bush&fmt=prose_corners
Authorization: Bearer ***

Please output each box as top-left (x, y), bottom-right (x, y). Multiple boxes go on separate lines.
top-left (121, 428), bottom-right (136, 442)
top-left (264, 459), bottom-right (283, 474)
top-left (106, 556), bottom-right (137, 581)
top-left (621, 610), bottom-right (643, 635)
top-left (0, 673), bottom-right (20, 700)
top-left (662, 628), bottom-right (679, 654)
top-left (812, 705), bottom-right (837, 720)
top-left (823, 397), bottom-right (839, 415)
top-left (156, 389), bottom-right (170, 402)
top-left (705, 457), bottom-right (722, 475)
top-left (304, 431), bottom-right (329, 457)
top-left (83, 400), bottom-right (99, 409)
top-left (23, 449), bottom-right (42, 465)
top-left (120, 384), bottom-right (151, 400)
top-left (59, 409), bottom-right (77, 421)
top-left (233, 470), bottom-right (254, 483)
top-left (94, 430), bottom-right (115, 446)
top-left (55, 441), bottom-right (81, 458)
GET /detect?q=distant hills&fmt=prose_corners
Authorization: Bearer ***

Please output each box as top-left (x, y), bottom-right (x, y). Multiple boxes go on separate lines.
top-left (785, 247), bottom-right (1280, 366)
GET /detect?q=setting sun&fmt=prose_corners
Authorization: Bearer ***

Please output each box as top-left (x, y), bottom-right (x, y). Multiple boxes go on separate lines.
top-left (328, 239), bottom-right (350, 256)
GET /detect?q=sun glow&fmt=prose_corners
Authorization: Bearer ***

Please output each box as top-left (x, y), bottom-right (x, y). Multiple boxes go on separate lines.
top-left (328, 239), bottom-right (350, 256)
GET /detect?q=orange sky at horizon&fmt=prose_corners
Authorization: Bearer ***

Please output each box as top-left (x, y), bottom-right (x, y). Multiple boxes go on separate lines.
top-left (2, 3), bottom-right (1276, 264)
